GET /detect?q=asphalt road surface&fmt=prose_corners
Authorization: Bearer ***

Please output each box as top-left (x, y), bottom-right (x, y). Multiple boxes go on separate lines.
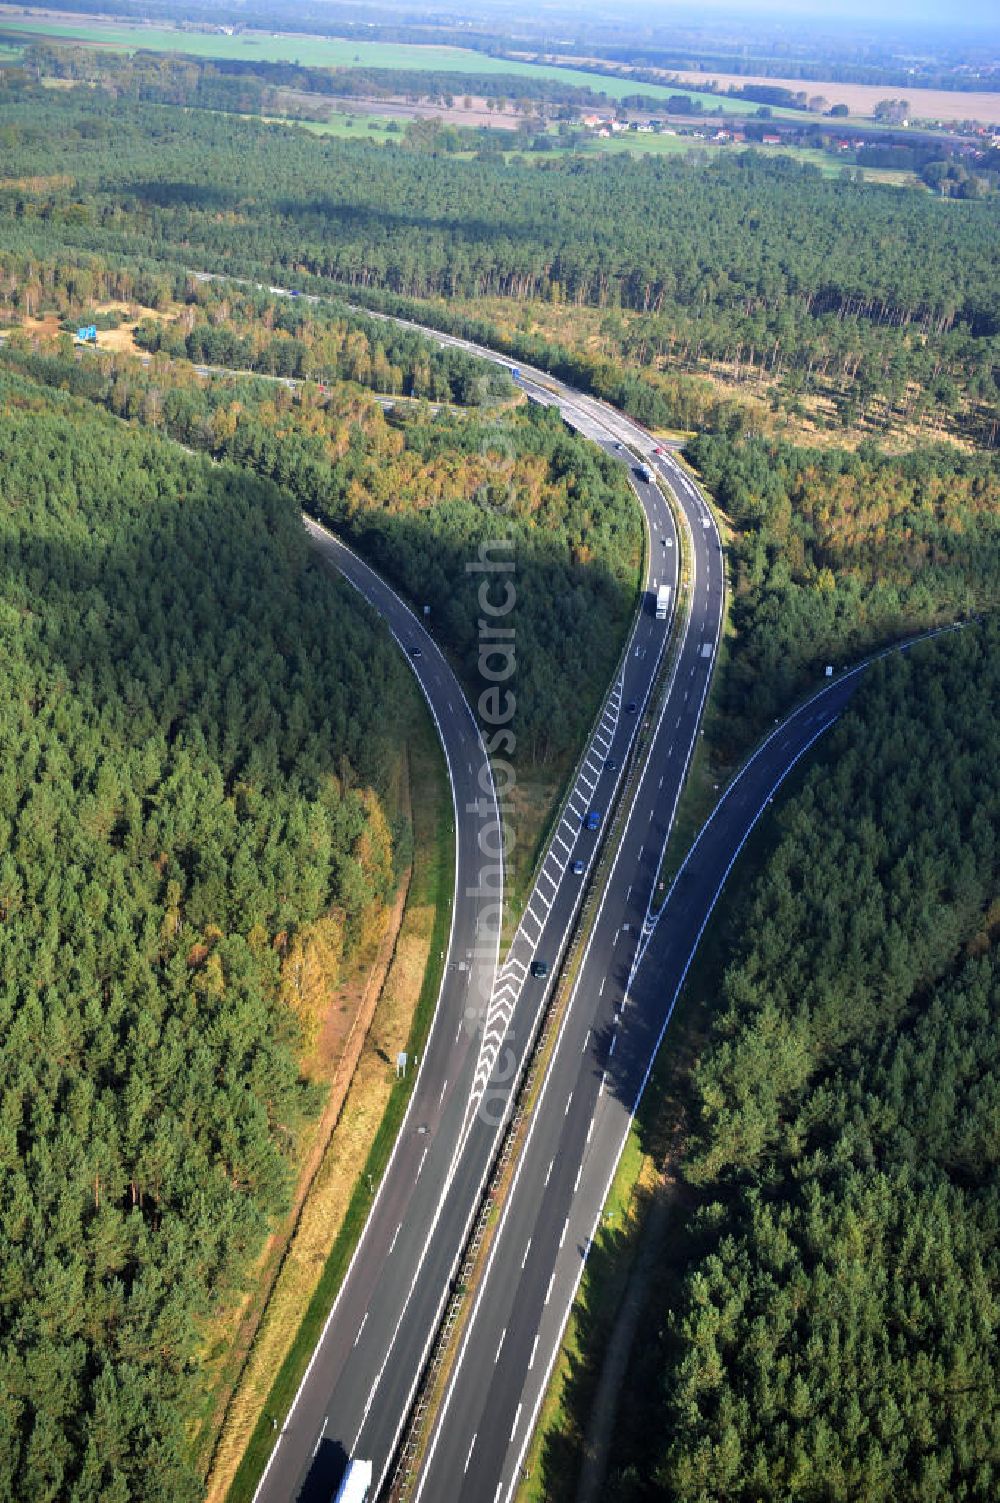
top-left (415, 629), bottom-right (956, 1503)
top-left (251, 301), bottom-right (725, 1503)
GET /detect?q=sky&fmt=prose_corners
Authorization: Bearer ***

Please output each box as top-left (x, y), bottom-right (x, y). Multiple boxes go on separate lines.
top-left (627, 0), bottom-right (999, 29)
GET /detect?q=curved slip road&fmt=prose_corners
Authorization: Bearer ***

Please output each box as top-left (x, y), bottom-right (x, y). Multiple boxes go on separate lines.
top-left (248, 299), bottom-right (725, 1503)
top-left (415, 628), bottom-right (958, 1503)
top-left (251, 520), bottom-right (502, 1500)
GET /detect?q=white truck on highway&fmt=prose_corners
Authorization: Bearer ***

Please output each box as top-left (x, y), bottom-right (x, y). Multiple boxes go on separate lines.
top-left (655, 584), bottom-right (671, 621)
top-left (332, 1459), bottom-right (373, 1503)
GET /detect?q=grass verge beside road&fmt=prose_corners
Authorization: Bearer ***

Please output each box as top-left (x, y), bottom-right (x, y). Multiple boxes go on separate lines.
top-left (213, 702), bottom-right (453, 1503)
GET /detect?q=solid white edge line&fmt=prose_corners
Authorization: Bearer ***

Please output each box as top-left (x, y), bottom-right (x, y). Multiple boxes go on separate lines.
top-left (414, 460), bottom-right (704, 1500)
top-left (253, 520), bottom-right (502, 1503)
top-left (501, 721), bottom-right (845, 1503)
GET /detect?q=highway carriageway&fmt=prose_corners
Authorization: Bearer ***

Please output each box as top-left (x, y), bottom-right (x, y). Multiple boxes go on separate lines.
top-left (249, 294), bottom-right (724, 1503)
top-left (415, 625), bottom-right (960, 1503)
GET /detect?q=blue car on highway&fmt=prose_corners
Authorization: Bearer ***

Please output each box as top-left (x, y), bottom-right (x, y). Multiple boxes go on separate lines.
top-left (584, 809), bottom-right (602, 831)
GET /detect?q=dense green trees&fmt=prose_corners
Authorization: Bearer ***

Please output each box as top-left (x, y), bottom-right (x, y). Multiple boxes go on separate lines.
top-left (604, 623), bottom-right (1000, 1501)
top-left (686, 431), bottom-right (1000, 749)
top-left (0, 87), bottom-right (997, 436)
top-left (132, 284), bottom-right (514, 405)
top-left (0, 369), bottom-right (407, 1500)
top-left (2, 340), bottom-right (642, 766)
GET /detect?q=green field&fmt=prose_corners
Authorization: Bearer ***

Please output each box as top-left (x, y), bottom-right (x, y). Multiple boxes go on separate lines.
top-left (262, 111), bottom-right (400, 144)
top-left (578, 131), bottom-right (919, 187)
top-left (0, 17), bottom-right (800, 116)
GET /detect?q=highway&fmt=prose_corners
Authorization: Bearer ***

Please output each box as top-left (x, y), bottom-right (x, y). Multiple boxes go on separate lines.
top-left (250, 298), bottom-right (725, 1503)
top-left (21, 279), bottom-right (959, 1503)
top-left (415, 624), bottom-right (959, 1503)
top-left (414, 646), bottom-right (856, 1502)
top-left (366, 315), bottom-right (960, 1503)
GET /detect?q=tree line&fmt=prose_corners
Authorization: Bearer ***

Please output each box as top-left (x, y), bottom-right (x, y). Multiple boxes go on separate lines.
top-left (132, 282), bottom-right (514, 404)
top-left (1, 335), bottom-right (642, 769)
top-left (0, 86), bottom-right (997, 438)
top-left (0, 366), bottom-right (412, 1501)
top-left (685, 429), bottom-right (1000, 752)
top-left (23, 44), bottom-right (632, 117)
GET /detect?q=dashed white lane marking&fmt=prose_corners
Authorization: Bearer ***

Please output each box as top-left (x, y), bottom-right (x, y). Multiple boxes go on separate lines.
top-left (439, 1078), bottom-right (448, 1105)
top-left (564, 1093), bottom-right (573, 1116)
top-left (521, 1239), bottom-right (532, 1269)
top-left (353, 1312), bottom-right (368, 1347)
top-left (465, 1435), bottom-right (477, 1473)
top-left (495, 1329), bottom-right (506, 1362)
top-left (560, 1217), bottom-right (569, 1248)
top-left (574, 1163), bottom-right (583, 1192)
top-left (510, 1402), bottom-right (522, 1444)
top-left (388, 1223), bottom-right (401, 1255)
top-left (544, 1157), bottom-right (554, 1186)
top-left (545, 1271), bottom-right (556, 1304)
top-left (609, 1034), bottom-right (617, 1056)
top-left (529, 1334), bottom-right (539, 1370)
top-left (417, 1147), bottom-right (428, 1178)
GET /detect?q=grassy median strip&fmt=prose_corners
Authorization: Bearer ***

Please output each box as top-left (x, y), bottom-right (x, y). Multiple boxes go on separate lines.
top-left (219, 707), bottom-right (454, 1503)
